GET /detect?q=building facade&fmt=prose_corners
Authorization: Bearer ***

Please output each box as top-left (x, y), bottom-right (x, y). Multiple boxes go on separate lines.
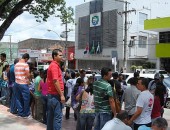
top-left (18, 38), bottom-right (75, 69)
top-left (75, 0), bottom-right (124, 70)
top-left (0, 42), bottom-right (18, 64)
top-left (75, 0), bottom-right (160, 72)
top-left (144, 17), bottom-right (170, 73)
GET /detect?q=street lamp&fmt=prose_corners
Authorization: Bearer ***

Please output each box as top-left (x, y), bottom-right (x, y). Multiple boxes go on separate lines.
top-left (47, 29), bottom-right (68, 68)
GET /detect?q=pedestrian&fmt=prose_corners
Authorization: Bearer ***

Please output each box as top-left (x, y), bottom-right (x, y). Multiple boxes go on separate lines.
top-left (46, 49), bottom-right (65, 130)
top-left (122, 77), bottom-right (140, 119)
top-left (0, 64), bottom-right (10, 104)
top-left (65, 72), bottom-right (76, 120)
top-left (109, 72), bottom-right (122, 102)
top-left (0, 53), bottom-right (8, 98)
top-left (38, 69), bottom-right (48, 124)
top-left (93, 67), bottom-right (116, 130)
top-left (101, 111), bottom-right (132, 130)
top-left (79, 76), bottom-right (95, 130)
top-left (71, 78), bottom-right (85, 130)
top-left (151, 83), bottom-right (165, 121)
top-left (128, 78), bottom-right (154, 130)
top-left (9, 58), bottom-right (19, 114)
top-left (148, 73), bottom-right (161, 95)
top-left (15, 53), bottom-right (30, 118)
top-left (138, 117), bottom-right (168, 130)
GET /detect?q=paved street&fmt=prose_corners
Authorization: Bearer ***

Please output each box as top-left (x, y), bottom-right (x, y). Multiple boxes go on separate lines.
top-left (0, 104), bottom-right (76, 130)
top-left (1, 104), bottom-right (170, 130)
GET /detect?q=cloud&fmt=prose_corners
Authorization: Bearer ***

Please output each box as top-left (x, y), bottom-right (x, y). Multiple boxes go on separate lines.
top-left (1, 0), bottom-right (170, 43)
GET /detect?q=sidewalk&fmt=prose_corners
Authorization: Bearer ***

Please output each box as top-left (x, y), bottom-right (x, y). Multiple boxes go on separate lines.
top-left (1, 104), bottom-right (170, 130)
top-left (0, 105), bottom-right (76, 130)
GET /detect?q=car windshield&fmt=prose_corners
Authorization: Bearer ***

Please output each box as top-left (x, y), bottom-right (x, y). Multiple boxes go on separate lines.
top-left (163, 77), bottom-right (170, 88)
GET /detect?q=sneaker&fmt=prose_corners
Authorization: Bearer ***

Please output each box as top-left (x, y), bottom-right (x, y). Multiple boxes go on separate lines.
top-left (22, 115), bottom-right (32, 119)
top-left (17, 115), bottom-right (22, 118)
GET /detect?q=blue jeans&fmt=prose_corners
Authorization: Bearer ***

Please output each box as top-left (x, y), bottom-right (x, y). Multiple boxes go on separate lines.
top-left (79, 113), bottom-right (95, 130)
top-left (94, 112), bottom-right (112, 130)
top-left (47, 94), bottom-right (63, 130)
top-left (42, 95), bottom-right (48, 124)
top-left (15, 83), bottom-right (30, 117)
top-left (10, 82), bottom-right (17, 114)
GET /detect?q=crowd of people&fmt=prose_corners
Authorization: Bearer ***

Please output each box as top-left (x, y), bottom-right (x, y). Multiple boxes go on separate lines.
top-left (0, 49), bottom-right (169, 130)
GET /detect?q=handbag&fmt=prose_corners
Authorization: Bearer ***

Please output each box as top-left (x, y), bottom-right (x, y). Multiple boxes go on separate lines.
top-left (113, 83), bottom-right (121, 113)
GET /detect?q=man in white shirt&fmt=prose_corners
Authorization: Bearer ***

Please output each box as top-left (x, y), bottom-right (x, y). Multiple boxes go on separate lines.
top-left (102, 111), bottom-right (132, 130)
top-left (65, 72), bottom-right (76, 119)
top-left (128, 78), bottom-right (154, 130)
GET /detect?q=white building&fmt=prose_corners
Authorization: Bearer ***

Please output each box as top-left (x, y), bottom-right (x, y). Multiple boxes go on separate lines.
top-left (75, 0), bottom-right (166, 72)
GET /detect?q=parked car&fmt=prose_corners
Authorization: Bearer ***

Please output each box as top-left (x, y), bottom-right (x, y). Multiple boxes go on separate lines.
top-left (121, 73), bottom-right (154, 85)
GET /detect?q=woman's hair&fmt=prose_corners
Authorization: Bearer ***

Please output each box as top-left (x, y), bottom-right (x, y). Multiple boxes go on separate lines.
top-left (40, 69), bottom-right (47, 83)
top-left (2, 64), bottom-right (9, 72)
top-left (72, 78), bottom-right (84, 95)
top-left (155, 83), bottom-right (165, 107)
top-left (85, 83), bottom-right (93, 95)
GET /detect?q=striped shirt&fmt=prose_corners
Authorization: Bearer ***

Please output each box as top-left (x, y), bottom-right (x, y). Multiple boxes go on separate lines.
top-left (15, 61), bottom-right (29, 84)
top-left (93, 79), bottom-right (113, 113)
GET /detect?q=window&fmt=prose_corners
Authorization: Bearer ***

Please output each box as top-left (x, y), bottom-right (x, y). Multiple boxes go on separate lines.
top-left (139, 12), bottom-right (147, 25)
top-left (159, 31), bottom-right (170, 43)
top-left (139, 36), bottom-right (147, 48)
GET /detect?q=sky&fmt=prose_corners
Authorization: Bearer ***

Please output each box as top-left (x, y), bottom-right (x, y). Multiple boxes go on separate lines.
top-left (0, 0), bottom-right (170, 43)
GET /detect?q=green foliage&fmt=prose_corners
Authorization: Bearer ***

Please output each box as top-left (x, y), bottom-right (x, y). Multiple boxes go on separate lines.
top-left (0, 0), bottom-right (64, 22)
top-left (56, 1), bottom-right (74, 24)
top-left (0, 0), bottom-right (65, 40)
top-left (130, 65), bottom-right (137, 72)
top-left (142, 62), bottom-right (156, 69)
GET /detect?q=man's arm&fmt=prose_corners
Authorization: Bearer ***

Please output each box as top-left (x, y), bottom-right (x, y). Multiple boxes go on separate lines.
top-left (53, 79), bottom-right (65, 103)
top-left (109, 97), bottom-right (116, 117)
top-left (128, 106), bottom-right (143, 125)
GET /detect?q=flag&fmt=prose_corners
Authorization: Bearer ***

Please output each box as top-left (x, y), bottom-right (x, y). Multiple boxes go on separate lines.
top-left (84, 43), bottom-right (89, 54)
top-left (90, 41), bottom-right (95, 54)
top-left (96, 42), bottom-right (100, 54)
top-left (112, 57), bottom-right (117, 66)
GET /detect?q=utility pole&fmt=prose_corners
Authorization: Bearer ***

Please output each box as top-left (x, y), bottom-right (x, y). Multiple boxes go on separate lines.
top-left (117, 0), bottom-right (136, 72)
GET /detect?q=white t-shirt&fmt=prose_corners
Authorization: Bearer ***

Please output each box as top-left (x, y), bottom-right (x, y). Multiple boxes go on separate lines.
top-left (102, 118), bottom-right (132, 130)
top-left (134, 90), bottom-right (154, 124)
top-left (66, 78), bottom-right (77, 97)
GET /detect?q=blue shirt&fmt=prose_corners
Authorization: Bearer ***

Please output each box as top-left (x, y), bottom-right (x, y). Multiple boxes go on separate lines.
top-left (9, 64), bottom-right (15, 85)
top-left (138, 125), bottom-right (151, 130)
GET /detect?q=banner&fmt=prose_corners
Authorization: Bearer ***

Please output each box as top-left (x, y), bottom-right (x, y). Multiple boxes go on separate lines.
top-left (90, 12), bottom-right (101, 27)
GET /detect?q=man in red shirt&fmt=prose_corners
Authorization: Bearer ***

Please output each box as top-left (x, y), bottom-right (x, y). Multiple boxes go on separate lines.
top-left (47, 49), bottom-right (65, 130)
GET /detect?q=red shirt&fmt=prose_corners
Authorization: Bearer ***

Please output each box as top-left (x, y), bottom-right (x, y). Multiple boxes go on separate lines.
top-left (151, 96), bottom-right (161, 119)
top-left (47, 60), bottom-right (64, 95)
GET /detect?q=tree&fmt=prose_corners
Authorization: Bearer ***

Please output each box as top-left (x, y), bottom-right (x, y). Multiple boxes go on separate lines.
top-left (0, 0), bottom-right (64, 40)
top-left (56, 1), bottom-right (74, 42)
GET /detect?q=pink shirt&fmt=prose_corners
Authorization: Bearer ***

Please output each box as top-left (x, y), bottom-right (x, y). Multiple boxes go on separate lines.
top-left (40, 80), bottom-right (48, 96)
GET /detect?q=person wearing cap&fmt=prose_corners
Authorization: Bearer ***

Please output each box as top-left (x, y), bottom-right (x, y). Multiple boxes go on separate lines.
top-left (148, 73), bottom-right (161, 95)
top-left (102, 111), bottom-right (132, 130)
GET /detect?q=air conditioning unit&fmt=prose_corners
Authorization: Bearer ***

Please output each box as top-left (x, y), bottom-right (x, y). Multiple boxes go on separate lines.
top-left (128, 40), bottom-right (134, 47)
